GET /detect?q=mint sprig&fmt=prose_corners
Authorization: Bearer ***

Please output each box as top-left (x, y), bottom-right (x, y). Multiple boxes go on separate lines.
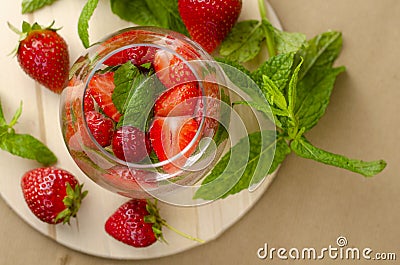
top-left (195, 29), bottom-right (386, 200)
top-left (0, 100), bottom-right (57, 166)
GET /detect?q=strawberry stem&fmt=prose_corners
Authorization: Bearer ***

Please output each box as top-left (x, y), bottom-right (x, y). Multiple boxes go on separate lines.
top-left (146, 199), bottom-right (205, 244)
top-left (161, 220), bottom-right (205, 244)
top-left (258, 0), bottom-right (276, 57)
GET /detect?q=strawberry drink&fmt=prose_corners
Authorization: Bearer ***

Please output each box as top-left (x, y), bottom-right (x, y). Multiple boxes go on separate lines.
top-left (60, 27), bottom-right (229, 199)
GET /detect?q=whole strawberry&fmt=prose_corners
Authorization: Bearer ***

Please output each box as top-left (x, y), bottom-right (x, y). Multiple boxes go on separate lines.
top-left (9, 21), bottom-right (69, 93)
top-left (178, 0), bottom-right (242, 53)
top-left (105, 199), bottom-right (162, 248)
top-left (21, 167), bottom-right (87, 224)
top-left (105, 199), bottom-right (204, 248)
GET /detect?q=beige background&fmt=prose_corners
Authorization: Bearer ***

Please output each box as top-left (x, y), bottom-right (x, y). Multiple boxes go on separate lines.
top-left (1, 0), bottom-right (399, 264)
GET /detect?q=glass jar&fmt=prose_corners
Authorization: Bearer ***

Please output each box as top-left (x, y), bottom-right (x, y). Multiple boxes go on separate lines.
top-left (60, 27), bottom-right (230, 202)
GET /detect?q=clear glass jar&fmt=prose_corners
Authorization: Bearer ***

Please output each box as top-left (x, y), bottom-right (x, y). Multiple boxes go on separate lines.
top-left (60, 27), bottom-right (230, 201)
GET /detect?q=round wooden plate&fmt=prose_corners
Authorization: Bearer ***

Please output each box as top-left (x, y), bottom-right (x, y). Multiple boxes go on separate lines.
top-left (0, 0), bottom-right (281, 259)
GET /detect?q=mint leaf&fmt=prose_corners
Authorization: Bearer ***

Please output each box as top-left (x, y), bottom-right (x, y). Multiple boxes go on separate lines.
top-left (22, 0), bottom-right (57, 14)
top-left (212, 89), bottom-right (230, 147)
top-left (294, 31), bottom-right (345, 132)
top-left (295, 66), bottom-right (345, 131)
top-left (78, 0), bottom-right (99, 48)
top-left (262, 75), bottom-right (287, 111)
top-left (217, 61), bottom-right (267, 108)
top-left (0, 100), bottom-right (57, 165)
top-left (194, 130), bottom-right (277, 200)
top-left (112, 63), bottom-right (164, 129)
top-left (110, 0), bottom-right (188, 35)
top-left (111, 0), bottom-right (160, 27)
top-left (146, 0), bottom-right (188, 36)
top-left (121, 76), bottom-right (164, 130)
top-left (0, 100), bottom-right (6, 127)
top-left (291, 136), bottom-right (386, 177)
top-left (112, 61), bottom-right (143, 113)
top-left (268, 137), bottom-right (291, 174)
top-left (263, 20), bottom-right (306, 55)
top-left (219, 20), bottom-right (265, 63)
top-left (287, 58), bottom-right (303, 116)
top-left (251, 52), bottom-right (295, 92)
top-left (0, 132), bottom-right (57, 166)
top-left (298, 31), bottom-right (343, 81)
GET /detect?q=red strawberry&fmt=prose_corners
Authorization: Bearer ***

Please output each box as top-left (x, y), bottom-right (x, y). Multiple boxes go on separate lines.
top-left (84, 87), bottom-right (95, 112)
top-left (149, 117), bottom-right (200, 173)
top-left (9, 21), bottom-right (69, 93)
top-left (105, 199), bottom-right (162, 248)
top-left (178, 0), bottom-right (242, 53)
top-left (85, 111), bottom-right (115, 147)
top-left (153, 44), bottom-right (199, 89)
top-left (112, 126), bottom-right (149, 163)
top-left (103, 46), bottom-right (157, 68)
top-left (21, 167), bottom-right (87, 224)
top-left (88, 71), bottom-right (122, 122)
top-left (154, 82), bottom-right (200, 117)
top-left (105, 199), bottom-right (204, 248)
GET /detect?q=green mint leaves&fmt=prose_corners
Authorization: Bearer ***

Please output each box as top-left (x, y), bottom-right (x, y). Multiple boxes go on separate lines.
top-left (110, 0), bottom-right (188, 36)
top-left (111, 61), bottom-right (163, 130)
top-left (21, 0), bottom-right (58, 14)
top-left (291, 137), bottom-right (386, 177)
top-left (195, 29), bottom-right (386, 201)
top-left (0, 100), bottom-right (57, 166)
top-left (194, 131), bottom-right (276, 200)
top-left (219, 0), bottom-right (306, 63)
top-left (78, 0), bottom-right (99, 48)
top-left (219, 20), bottom-right (265, 63)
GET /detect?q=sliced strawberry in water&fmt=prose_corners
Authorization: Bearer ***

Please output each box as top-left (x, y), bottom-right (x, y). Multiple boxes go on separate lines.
top-left (149, 116), bottom-right (199, 173)
top-left (84, 87), bottom-right (95, 112)
top-left (88, 71), bottom-right (122, 122)
top-left (154, 82), bottom-right (200, 117)
top-left (85, 111), bottom-right (115, 147)
top-left (153, 43), bottom-right (199, 89)
top-left (103, 46), bottom-right (157, 67)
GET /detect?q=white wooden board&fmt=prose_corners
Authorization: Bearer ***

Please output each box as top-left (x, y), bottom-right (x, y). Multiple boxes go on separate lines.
top-left (0, 0), bottom-right (281, 259)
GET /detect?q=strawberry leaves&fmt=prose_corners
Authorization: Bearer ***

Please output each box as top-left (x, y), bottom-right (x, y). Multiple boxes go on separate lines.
top-left (0, 100), bottom-right (57, 166)
top-left (54, 182), bottom-right (88, 224)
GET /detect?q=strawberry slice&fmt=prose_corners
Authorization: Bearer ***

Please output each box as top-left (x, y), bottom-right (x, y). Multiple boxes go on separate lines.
top-left (154, 82), bottom-right (200, 117)
top-left (88, 71), bottom-right (122, 122)
top-left (149, 116), bottom-right (199, 173)
top-left (103, 46), bottom-right (157, 67)
top-left (153, 43), bottom-right (199, 89)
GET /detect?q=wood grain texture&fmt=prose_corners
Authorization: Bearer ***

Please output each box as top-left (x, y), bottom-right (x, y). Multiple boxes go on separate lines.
top-left (0, 0), bottom-right (280, 260)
